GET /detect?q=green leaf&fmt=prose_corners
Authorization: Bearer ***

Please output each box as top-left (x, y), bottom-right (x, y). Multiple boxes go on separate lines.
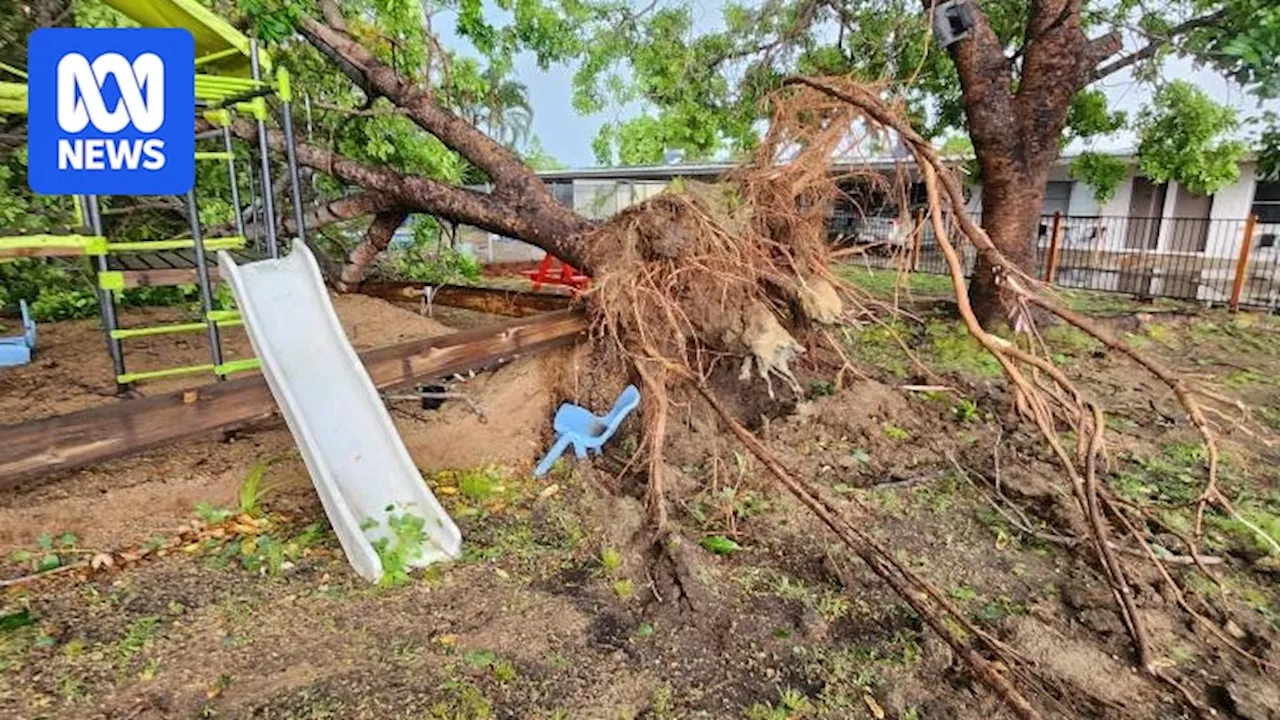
top-left (0, 609), bottom-right (34, 632)
top-left (700, 535), bottom-right (742, 555)
top-left (464, 649), bottom-right (496, 668)
top-left (1069, 152), bottom-right (1128, 204)
top-left (38, 553), bottom-right (62, 572)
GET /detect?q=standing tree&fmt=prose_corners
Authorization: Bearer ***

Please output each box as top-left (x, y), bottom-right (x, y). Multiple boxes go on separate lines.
top-left (575, 0), bottom-right (1280, 325)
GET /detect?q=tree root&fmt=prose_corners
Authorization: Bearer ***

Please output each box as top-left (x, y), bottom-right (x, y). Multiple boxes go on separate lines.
top-left (774, 76), bottom-right (1277, 700)
top-left (691, 380), bottom-right (1045, 720)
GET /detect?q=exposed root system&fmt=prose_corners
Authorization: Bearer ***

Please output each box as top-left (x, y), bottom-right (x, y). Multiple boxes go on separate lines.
top-left (569, 75), bottom-right (1278, 716)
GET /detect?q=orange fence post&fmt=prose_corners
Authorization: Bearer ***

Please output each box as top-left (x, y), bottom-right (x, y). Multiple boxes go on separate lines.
top-left (1228, 214), bottom-right (1258, 312)
top-left (910, 208), bottom-right (924, 271)
top-left (1044, 211), bottom-right (1063, 284)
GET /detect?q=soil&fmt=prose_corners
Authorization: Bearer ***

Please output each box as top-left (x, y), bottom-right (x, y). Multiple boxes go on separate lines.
top-left (2, 292), bottom-right (1279, 719)
top-left (0, 293), bottom-right (454, 424)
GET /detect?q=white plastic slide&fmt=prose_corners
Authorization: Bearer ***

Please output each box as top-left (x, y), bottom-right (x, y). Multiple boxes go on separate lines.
top-left (217, 244), bottom-right (461, 583)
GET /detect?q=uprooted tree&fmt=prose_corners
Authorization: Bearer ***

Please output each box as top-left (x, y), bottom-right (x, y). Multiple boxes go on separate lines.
top-left (4, 0), bottom-right (1276, 714)
top-left (573, 0), bottom-right (1280, 327)
top-left (212, 5), bottom-right (1280, 716)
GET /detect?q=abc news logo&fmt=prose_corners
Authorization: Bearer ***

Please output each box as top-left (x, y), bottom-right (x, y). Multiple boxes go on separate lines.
top-left (57, 53), bottom-right (167, 171)
top-left (28, 28), bottom-right (193, 196)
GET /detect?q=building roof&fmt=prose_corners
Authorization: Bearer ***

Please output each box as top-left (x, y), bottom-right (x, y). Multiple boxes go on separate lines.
top-left (532, 150), bottom-right (1140, 183)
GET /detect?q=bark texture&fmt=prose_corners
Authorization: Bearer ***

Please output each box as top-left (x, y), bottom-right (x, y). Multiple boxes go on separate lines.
top-left (337, 210), bottom-right (409, 291)
top-left (942, 0), bottom-right (1121, 326)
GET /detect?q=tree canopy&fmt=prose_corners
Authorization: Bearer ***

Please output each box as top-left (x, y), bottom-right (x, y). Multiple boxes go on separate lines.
top-left (577, 0), bottom-right (1280, 191)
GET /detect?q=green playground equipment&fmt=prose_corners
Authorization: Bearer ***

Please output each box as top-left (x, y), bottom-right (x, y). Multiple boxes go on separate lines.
top-left (0, 0), bottom-right (307, 393)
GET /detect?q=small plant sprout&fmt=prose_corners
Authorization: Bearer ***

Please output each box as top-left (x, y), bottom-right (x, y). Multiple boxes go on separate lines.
top-left (194, 502), bottom-right (233, 525)
top-left (952, 397), bottom-right (980, 423)
top-left (367, 504), bottom-right (431, 587)
top-left (238, 459), bottom-right (275, 517)
top-left (601, 547), bottom-right (623, 574)
top-left (882, 423), bottom-right (911, 441)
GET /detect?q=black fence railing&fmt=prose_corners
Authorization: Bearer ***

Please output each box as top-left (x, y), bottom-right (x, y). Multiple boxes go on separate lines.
top-left (833, 213), bottom-right (1280, 310)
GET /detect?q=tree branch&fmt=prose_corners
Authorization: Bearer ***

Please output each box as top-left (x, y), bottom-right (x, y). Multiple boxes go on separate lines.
top-left (1089, 9), bottom-right (1228, 82)
top-left (228, 120), bottom-right (592, 267)
top-left (297, 12), bottom-right (552, 202)
top-left (337, 209), bottom-right (408, 291)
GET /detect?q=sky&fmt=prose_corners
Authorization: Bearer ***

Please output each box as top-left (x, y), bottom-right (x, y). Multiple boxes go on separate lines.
top-left (435, 2), bottom-right (1279, 169)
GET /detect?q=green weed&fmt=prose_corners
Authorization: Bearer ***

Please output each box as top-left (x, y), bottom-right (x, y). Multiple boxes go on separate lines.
top-left (119, 616), bottom-right (160, 660)
top-left (194, 502), bottom-right (233, 525)
top-left (613, 579), bottom-right (634, 600)
top-left (365, 506), bottom-right (433, 587)
top-left (9, 531), bottom-right (79, 573)
top-left (952, 398), bottom-right (980, 423)
top-left (600, 547), bottom-right (623, 574)
top-left (238, 460), bottom-right (275, 517)
top-left (883, 423), bottom-right (911, 441)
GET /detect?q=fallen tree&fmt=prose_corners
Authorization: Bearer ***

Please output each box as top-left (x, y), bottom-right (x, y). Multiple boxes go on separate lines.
top-left (159, 4), bottom-right (1280, 715)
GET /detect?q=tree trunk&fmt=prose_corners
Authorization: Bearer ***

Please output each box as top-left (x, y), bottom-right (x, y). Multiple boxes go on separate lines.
top-left (337, 210), bottom-right (409, 291)
top-left (968, 168), bottom-right (1049, 326)
top-left (941, 0), bottom-right (1120, 328)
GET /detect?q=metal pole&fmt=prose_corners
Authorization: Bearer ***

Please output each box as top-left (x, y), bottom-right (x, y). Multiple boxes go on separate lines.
top-left (250, 39), bottom-right (279, 258)
top-left (186, 190), bottom-right (225, 378)
top-left (223, 126), bottom-right (245, 239)
top-left (87, 195), bottom-right (127, 393)
top-left (245, 150), bottom-right (262, 252)
top-left (281, 97), bottom-right (307, 247)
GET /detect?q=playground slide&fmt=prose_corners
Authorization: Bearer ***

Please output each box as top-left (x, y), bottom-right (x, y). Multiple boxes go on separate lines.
top-left (217, 244), bottom-right (461, 583)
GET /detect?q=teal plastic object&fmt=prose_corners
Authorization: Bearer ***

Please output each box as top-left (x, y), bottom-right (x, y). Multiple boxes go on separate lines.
top-left (535, 385), bottom-right (641, 477)
top-left (0, 299), bottom-right (36, 368)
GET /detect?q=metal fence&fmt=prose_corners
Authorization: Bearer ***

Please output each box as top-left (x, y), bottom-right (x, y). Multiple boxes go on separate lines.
top-left (836, 213), bottom-right (1280, 310)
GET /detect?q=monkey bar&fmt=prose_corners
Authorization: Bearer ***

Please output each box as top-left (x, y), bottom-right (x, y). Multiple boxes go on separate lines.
top-left (102, 0), bottom-right (270, 77)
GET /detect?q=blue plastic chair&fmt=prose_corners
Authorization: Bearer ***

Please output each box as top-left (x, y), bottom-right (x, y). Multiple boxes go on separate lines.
top-left (0, 300), bottom-right (36, 368)
top-left (534, 384), bottom-right (641, 477)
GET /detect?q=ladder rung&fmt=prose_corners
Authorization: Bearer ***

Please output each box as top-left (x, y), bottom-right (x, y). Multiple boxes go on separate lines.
top-left (118, 364), bottom-right (214, 384)
top-left (106, 237), bottom-right (246, 253)
top-left (0, 234), bottom-right (107, 258)
top-left (111, 312), bottom-right (243, 339)
top-left (111, 322), bottom-right (208, 340)
top-left (215, 358), bottom-right (260, 376)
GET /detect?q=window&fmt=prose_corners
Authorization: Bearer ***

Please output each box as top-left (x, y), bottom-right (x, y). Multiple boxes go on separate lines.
top-left (547, 181), bottom-right (574, 208)
top-left (1253, 180), bottom-right (1280, 224)
top-left (1041, 181), bottom-right (1072, 217)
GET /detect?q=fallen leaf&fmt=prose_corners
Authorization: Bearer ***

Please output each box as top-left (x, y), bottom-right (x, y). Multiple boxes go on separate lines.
top-left (438, 486), bottom-right (458, 496)
top-left (90, 553), bottom-right (114, 570)
top-left (862, 693), bottom-right (885, 719)
top-left (538, 484), bottom-right (561, 500)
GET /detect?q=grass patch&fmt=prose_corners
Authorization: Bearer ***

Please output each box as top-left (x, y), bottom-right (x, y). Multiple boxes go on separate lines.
top-left (923, 320), bottom-right (1002, 377)
top-left (837, 266), bottom-right (956, 299)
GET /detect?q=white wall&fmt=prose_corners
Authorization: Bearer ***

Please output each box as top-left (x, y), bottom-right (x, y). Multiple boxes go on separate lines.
top-left (1211, 161), bottom-right (1257, 221)
top-left (1068, 180), bottom-right (1101, 217)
